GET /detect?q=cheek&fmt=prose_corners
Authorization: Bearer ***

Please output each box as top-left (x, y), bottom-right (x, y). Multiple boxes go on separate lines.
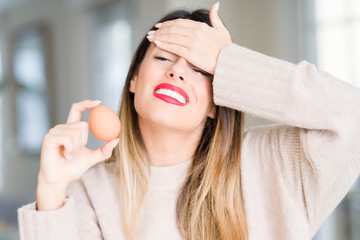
top-left (132, 66), bottom-right (162, 114)
top-left (196, 80), bottom-right (213, 106)
top-left (134, 64), bottom-right (159, 95)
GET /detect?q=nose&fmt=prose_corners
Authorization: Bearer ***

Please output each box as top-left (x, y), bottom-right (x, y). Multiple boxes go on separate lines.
top-left (169, 72), bottom-right (184, 81)
top-left (166, 58), bottom-right (187, 81)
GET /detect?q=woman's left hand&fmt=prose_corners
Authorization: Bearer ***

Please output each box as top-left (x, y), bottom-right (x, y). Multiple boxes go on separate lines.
top-left (147, 2), bottom-right (232, 75)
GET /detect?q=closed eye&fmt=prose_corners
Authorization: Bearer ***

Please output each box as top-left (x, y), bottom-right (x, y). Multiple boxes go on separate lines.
top-left (155, 55), bottom-right (210, 77)
top-left (193, 68), bottom-right (211, 77)
top-left (154, 56), bottom-right (170, 61)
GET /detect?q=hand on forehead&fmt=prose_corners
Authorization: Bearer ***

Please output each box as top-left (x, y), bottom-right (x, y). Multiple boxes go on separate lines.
top-left (146, 2), bottom-right (232, 75)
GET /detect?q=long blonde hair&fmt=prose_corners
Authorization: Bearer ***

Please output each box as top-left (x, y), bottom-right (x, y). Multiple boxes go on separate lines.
top-left (106, 9), bottom-right (248, 240)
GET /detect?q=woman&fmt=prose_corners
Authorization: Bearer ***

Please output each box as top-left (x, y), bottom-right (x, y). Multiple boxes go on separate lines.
top-left (18, 2), bottom-right (360, 240)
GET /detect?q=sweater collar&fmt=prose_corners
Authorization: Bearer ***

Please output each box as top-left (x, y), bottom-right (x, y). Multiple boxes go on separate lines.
top-left (149, 159), bottom-right (192, 190)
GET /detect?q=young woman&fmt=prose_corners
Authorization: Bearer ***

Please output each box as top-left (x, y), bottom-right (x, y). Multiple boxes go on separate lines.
top-left (18, 2), bottom-right (360, 240)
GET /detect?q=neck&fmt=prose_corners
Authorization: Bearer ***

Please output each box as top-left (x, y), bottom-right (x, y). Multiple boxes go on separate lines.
top-left (138, 117), bottom-right (204, 167)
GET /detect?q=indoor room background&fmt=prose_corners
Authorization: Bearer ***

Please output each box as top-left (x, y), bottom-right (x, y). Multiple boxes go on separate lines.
top-left (0, 0), bottom-right (359, 239)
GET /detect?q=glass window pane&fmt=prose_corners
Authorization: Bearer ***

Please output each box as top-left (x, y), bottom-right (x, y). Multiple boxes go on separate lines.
top-left (16, 90), bottom-right (50, 154)
top-left (98, 19), bottom-right (131, 107)
top-left (88, 1), bottom-right (132, 110)
top-left (13, 28), bottom-right (46, 90)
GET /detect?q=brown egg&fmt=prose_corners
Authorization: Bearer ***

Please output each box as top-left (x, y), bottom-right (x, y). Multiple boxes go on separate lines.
top-left (89, 105), bottom-right (121, 141)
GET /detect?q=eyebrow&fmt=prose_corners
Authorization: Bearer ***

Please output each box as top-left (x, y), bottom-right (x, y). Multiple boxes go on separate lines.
top-left (153, 47), bottom-right (210, 75)
top-left (154, 48), bottom-right (177, 58)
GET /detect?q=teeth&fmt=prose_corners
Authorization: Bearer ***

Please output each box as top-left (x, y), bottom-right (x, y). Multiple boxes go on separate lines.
top-left (155, 88), bottom-right (187, 104)
top-left (170, 91), bottom-right (176, 98)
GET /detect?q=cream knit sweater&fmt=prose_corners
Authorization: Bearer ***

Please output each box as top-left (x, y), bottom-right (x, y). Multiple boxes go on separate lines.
top-left (18, 44), bottom-right (360, 240)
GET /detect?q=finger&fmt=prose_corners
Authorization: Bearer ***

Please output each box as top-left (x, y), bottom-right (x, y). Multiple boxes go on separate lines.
top-left (148, 32), bottom-right (191, 48)
top-left (66, 100), bottom-right (101, 124)
top-left (51, 129), bottom-right (86, 156)
top-left (156, 18), bottom-right (203, 29)
top-left (88, 138), bottom-right (119, 166)
top-left (153, 40), bottom-right (190, 61)
top-left (44, 133), bottom-right (79, 160)
top-left (50, 122), bottom-right (89, 147)
top-left (149, 25), bottom-right (191, 39)
top-left (209, 2), bottom-right (226, 30)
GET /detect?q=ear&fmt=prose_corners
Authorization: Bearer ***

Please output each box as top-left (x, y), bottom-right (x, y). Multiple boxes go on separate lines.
top-left (207, 104), bottom-right (216, 119)
top-left (129, 75), bottom-right (137, 93)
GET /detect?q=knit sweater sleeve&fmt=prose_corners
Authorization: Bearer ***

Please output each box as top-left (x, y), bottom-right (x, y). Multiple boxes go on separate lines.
top-left (17, 180), bottom-right (102, 240)
top-left (213, 44), bottom-right (360, 234)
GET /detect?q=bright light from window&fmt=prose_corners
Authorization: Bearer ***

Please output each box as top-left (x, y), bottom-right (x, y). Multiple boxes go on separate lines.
top-left (13, 28), bottom-right (46, 90)
top-left (315, 0), bottom-right (360, 87)
top-left (13, 48), bottom-right (46, 90)
top-left (16, 90), bottom-right (50, 154)
top-left (98, 19), bottom-right (131, 109)
top-left (12, 27), bottom-right (50, 154)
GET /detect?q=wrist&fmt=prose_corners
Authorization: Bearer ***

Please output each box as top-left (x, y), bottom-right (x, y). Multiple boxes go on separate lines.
top-left (36, 178), bottom-right (68, 211)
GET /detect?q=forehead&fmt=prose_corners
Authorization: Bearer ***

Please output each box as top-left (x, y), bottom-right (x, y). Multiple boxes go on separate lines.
top-left (145, 43), bottom-right (176, 58)
top-left (143, 43), bottom-right (199, 69)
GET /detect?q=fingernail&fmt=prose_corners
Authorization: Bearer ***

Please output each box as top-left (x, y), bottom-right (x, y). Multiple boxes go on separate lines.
top-left (93, 100), bottom-right (101, 105)
top-left (147, 34), bottom-right (154, 40)
top-left (147, 30), bottom-right (155, 35)
top-left (65, 154), bottom-right (73, 161)
top-left (154, 40), bottom-right (162, 46)
top-left (154, 23), bottom-right (162, 28)
top-left (113, 138), bottom-right (120, 148)
top-left (216, 1), bottom-right (220, 11)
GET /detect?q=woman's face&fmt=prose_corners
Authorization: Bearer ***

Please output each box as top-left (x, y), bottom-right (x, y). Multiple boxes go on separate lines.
top-left (130, 44), bottom-right (215, 132)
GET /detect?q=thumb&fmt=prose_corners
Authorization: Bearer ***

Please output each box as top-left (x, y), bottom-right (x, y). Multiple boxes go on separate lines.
top-left (209, 2), bottom-right (225, 29)
top-left (89, 138), bottom-right (119, 166)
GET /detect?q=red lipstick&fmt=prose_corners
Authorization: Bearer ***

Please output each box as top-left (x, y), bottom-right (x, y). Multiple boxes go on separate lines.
top-left (153, 83), bottom-right (190, 106)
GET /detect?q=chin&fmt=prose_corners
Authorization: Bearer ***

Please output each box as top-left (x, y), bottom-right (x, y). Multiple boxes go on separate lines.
top-left (149, 109), bottom-right (186, 129)
top-left (136, 100), bottom-right (205, 132)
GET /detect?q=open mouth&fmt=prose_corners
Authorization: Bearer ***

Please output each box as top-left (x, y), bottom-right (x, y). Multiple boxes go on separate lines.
top-left (153, 83), bottom-right (190, 106)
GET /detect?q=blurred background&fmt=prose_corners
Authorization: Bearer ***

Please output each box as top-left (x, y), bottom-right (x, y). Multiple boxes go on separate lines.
top-left (0, 0), bottom-right (359, 239)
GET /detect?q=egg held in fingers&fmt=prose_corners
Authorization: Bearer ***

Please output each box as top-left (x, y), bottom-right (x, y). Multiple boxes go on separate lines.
top-left (89, 105), bottom-right (121, 141)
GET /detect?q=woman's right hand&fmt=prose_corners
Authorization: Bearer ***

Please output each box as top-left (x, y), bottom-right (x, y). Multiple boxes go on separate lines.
top-left (36, 100), bottom-right (120, 211)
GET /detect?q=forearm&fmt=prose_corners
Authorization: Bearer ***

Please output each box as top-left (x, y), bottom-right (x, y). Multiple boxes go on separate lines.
top-left (18, 179), bottom-right (101, 240)
top-left (18, 197), bottom-right (80, 240)
top-left (213, 44), bottom-right (360, 134)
